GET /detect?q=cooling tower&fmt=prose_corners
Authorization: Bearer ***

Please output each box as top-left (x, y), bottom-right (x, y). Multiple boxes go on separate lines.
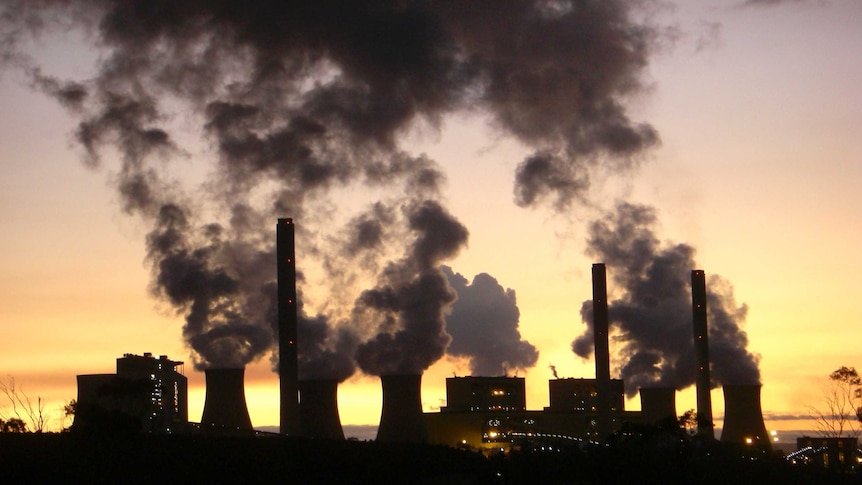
top-left (639, 387), bottom-right (677, 426)
top-left (299, 379), bottom-right (345, 440)
top-left (277, 218), bottom-right (300, 435)
top-left (592, 263), bottom-right (613, 441)
top-left (720, 384), bottom-right (771, 451)
top-left (691, 270), bottom-right (715, 438)
top-left (376, 374), bottom-right (428, 443)
top-left (200, 368), bottom-right (252, 431)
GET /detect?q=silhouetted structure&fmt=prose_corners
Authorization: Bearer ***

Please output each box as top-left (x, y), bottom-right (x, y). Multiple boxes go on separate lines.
top-left (200, 367), bottom-right (252, 432)
top-left (425, 376), bottom-right (640, 451)
top-left (691, 269), bottom-right (715, 438)
top-left (592, 263), bottom-right (613, 442)
top-left (377, 374), bottom-right (428, 443)
top-left (794, 436), bottom-right (859, 470)
top-left (720, 384), bottom-right (771, 451)
top-left (442, 377), bottom-right (526, 413)
top-left (639, 387), bottom-right (677, 426)
top-left (74, 353), bottom-right (187, 434)
top-left (299, 379), bottom-right (345, 440)
top-left (277, 218), bottom-right (300, 435)
top-left (546, 378), bottom-right (625, 413)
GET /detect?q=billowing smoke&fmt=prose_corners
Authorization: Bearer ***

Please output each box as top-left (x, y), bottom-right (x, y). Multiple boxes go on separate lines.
top-left (573, 202), bottom-right (760, 397)
top-left (3, 2), bottom-right (663, 371)
top-left (147, 203), bottom-right (277, 369)
top-left (296, 305), bottom-right (359, 383)
top-left (442, 266), bottom-right (539, 376)
top-left (354, 201), bottom-right (468, 376)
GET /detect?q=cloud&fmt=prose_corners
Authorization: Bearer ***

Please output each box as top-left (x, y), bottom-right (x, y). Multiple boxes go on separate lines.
top-left (442, 266), bottom-right (539, 376)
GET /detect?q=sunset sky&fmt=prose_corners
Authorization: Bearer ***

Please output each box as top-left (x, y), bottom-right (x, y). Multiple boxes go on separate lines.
top-left (1, 0), bottom-right (861, 436)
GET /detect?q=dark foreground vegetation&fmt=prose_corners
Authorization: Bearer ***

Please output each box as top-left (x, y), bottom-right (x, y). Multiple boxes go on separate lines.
top-left (0, 432), bottom-right (858, 484)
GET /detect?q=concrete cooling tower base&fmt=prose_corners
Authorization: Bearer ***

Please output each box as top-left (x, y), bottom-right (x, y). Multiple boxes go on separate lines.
top-left (376, 374), bottom-right (428, 443)
top-left (201, 368), bottom-right (252, 432)
top-left (299, 379), bottom-right (345, 440)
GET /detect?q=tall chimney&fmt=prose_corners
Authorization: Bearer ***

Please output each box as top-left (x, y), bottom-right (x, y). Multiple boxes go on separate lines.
top-left (592, 263), bottom-right (613, 441)
top-left (299, 379), bottom-right (345, 440)
top-left (639, 387), bottom-right (678, 426)
top-left (278, 218), bottom-right (300, 435)
top-left (691, 269), bottom-right (714, 438)
top-left (201, 368), bottom-right (253, 431)
top-left (721, 384), bottom-right (771, 451)
top-left (376, 374), bottom-right (428, 443)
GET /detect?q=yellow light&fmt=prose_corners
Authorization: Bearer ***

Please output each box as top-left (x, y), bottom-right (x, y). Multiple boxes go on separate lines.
top-left (745, 438), bottom-right (753, 444)
top-left (489, 431), bottom-right (498, 438)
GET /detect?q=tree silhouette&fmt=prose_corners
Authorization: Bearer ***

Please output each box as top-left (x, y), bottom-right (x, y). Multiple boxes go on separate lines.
top-left (0, 377), bottom-right (49, 433)
top-left (808, 366), bottom-right (862, 438)
top-left (0, 417), bottom-right (27, 433)
top-left (678, 409), bottom-right (699, 436)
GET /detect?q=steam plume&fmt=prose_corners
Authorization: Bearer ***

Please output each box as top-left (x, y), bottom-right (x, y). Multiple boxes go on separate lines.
top-left (573, 202), bottom-right (760, 397)
top-left (3, 1), bottom-right (663, 370)
top-left (296, 305), bottom-right (359, 383)
top-left (354, 201), bottom-right (468, 376)
top-left (442, 266), bottom-right (539, 376)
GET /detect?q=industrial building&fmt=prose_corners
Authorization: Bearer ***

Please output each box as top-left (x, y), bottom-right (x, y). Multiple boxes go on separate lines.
top-left (425, 376), bottom-right (639, 452)
top-left (74, 353), bottom-right (188, 433)
top-left (441, 376), bottom-right (527, 413)
top-left (791, 437), bottom-right (860, 470)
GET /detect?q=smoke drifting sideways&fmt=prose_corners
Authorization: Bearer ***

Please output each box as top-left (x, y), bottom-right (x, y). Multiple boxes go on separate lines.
top-left (573, 203), bottom-right (760, 397)
top-left (442, 266), bottom-right (539, 376)
top-left (2, 1), bottom-right (664, 207)
top-left (2, 1), bottom-right (663, 370)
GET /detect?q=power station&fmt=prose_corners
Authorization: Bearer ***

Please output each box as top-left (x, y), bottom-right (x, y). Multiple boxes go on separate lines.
top-left (72, 220), bottom-right (774, 454)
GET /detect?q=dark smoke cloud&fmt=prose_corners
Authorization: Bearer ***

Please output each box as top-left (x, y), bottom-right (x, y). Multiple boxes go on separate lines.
top-left (4, 1), bottom-right (662, 371)
top-left (442, 266), bottom-right (539, 376)
top-left (573, 202), bottom-right (760, 397)
top-left (296, 304), bottom-right (359, 383)
top-left (147, 204), bottom-right (275, 369)
top-left (27, 68), bottom-right (88, 110)
top-left (354, 201), bottom-right (468, 376)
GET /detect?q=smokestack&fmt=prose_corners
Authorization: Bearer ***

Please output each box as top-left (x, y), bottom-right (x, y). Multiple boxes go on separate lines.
top-left (592, 263), bottom-right (613, 441)
top-left (200, 368), bottom-right (252, 431)
top-left (299, 379), bottom-right (345, 440)
top-left (691, 269), bottom-right (714, 438)
top-left (639, 387), bottom-right (677, 426)
top-left (376, 374), bottom-right (428, 443)
top-left (278, 218), bottom-right (300, 435)
top-left (720, 384), bottom-right (771, 451)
